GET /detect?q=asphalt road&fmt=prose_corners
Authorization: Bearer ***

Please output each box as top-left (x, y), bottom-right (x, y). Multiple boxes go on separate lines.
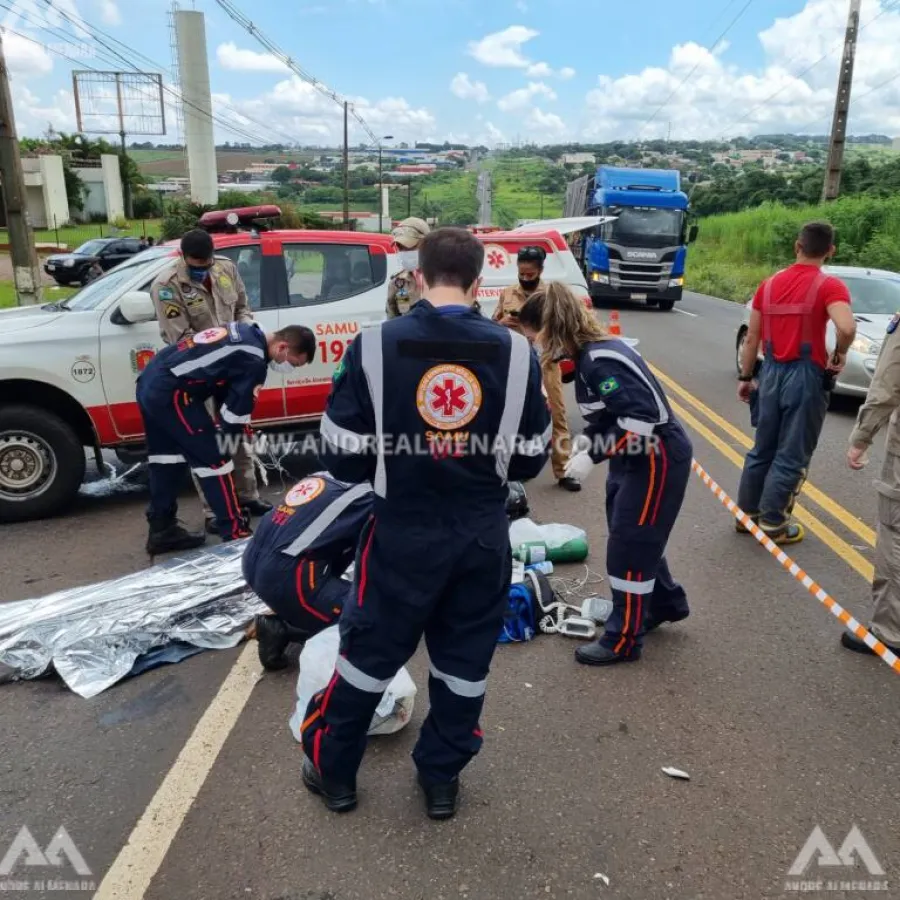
top-left (2, 291), bottom-right (899, 900)
top-left (477, 171), bottom-right (492, 226)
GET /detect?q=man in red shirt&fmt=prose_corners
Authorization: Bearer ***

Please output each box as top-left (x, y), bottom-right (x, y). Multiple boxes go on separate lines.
top-left (736, 222), bottom-right (857, 543)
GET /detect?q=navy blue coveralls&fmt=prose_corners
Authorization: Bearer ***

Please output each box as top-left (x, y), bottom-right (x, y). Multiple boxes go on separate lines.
top-left (737, 272), bottom-right (835, 532)
top-left (136, 322), bottom-right (268, 540)
top-left (301, 300), bottom-right (550, 786)
top-left (577, 338), bottom-right (693, 657)
top-left (241, 474), bottom-right (373, 634)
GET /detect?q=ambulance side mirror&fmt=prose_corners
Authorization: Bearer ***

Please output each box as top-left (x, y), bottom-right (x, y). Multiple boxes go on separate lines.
top-left (118, 291), bottom-right (156, 324)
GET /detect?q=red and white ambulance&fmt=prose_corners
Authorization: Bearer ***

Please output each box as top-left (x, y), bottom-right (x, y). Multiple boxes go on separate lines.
top-left (0, 215), bottom-right (603, 522)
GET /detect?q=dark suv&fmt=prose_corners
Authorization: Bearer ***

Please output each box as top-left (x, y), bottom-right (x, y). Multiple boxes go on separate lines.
top-left (44, 238), bottom-right (146, 286)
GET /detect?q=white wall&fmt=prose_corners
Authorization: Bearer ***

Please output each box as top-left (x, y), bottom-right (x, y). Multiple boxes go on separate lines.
top-left (101, 154), bottom-right (124, 221)
top-left (25, 185), bottom-right (46, 228)
top-left (176, 11), bottom-right (218, 205)
top-left (39, 155), bottom-right (70, 228)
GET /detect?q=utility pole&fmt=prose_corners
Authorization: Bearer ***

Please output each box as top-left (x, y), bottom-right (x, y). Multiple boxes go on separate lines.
top-left (0, 32), bottom-right (42, 306)
top-left (343, 101), bottom-right (350, 229)
top-left (822, 0), bottom-right (861, 202)
top-left (115, 73), bottom-right (133, 219)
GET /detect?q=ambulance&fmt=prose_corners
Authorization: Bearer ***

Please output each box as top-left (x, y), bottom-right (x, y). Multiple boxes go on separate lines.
top-left (0, 215), bottom-right (601, 523)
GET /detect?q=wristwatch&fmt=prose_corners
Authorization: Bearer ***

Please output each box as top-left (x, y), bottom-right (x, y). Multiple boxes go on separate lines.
top-left (738, 374), bottom-right (754, 382)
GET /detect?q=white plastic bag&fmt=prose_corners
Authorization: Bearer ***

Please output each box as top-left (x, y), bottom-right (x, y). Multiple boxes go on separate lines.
top-left (508, 518), bottom-right (587, 551)
top-left (289, 625), bottom-right (416, 741)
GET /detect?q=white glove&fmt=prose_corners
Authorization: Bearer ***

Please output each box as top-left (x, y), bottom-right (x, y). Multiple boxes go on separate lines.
top-left (564, 449), bottom-right (595, 482)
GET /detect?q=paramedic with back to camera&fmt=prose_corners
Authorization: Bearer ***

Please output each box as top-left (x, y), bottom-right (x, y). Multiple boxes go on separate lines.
top-left (243, 472), bottom-right (374, 671)
top-left (300, 227), bottom-right (551, 821)
top-left (736, 221), bottom-right (856, 545)
top-left (136, 321), bottom-right (315, 555)
top-left (518, 282), bottom-right (693, 668)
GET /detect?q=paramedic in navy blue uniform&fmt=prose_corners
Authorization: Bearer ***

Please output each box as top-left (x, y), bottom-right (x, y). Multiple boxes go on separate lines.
top-left (136, 322), bottom-right (314, 556)
top-left (242, 473), bottom-right (373, 671)
top-left (519, 283), bottom-right (692, 667)
top-left (300, 227), bottom-right (551, 820)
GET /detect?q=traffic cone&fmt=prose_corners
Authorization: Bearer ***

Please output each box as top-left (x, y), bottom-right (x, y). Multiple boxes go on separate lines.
top-left (608, 310), bottom-right (622, 336)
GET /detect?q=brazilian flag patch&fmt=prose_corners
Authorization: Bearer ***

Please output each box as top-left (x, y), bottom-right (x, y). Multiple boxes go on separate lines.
top-left (599, 376), bottom-right (620, 396)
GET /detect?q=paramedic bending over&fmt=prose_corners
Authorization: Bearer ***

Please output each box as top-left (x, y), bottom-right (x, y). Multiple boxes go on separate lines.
top-left (517, 283), bottom-right (693, 667)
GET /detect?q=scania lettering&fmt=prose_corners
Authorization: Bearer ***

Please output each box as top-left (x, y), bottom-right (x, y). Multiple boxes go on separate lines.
top-left (564, 165), bottom-right (699, 311)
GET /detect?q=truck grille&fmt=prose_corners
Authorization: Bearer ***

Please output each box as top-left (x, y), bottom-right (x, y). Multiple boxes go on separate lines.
top-left (607, 248), bottom-right (676, 292)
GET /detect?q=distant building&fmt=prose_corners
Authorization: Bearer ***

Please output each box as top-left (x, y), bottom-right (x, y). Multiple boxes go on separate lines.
top-left (558, 152), bottom-right (596, 167)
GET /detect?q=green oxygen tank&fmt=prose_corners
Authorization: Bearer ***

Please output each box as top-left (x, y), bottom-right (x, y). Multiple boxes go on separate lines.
top-left (514, 541), bottom-right (548, 564)
top-left (546, 536), bottom-right (589, 564)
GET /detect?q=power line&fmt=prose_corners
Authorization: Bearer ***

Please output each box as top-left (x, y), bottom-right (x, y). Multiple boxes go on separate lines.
top-left (718, 0), bottom-right (900, 139)
top-left (213, 0), bottom-right (380, 147)
top-left (637, 0), bottom-right (755, 137)
top-left (0, 2), bottom-right (270, 146)
top-left (34, 0), bottom-right (277, 147)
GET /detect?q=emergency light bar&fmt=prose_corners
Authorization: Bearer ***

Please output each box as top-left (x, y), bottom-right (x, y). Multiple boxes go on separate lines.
top-left (199, 205), bottom-right (283, 234)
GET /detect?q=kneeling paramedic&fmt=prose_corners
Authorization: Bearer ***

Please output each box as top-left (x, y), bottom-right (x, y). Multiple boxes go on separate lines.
top-left (736, 221), bottom-right (855, 543)
top-left (519, 283), bottom-right (692, 667)
top-left (242, 473), bottom-right (373, 670)
top-left (137, 322), bottom-right (315, 555)
top-left (300, 227), bottom-right (551, 820)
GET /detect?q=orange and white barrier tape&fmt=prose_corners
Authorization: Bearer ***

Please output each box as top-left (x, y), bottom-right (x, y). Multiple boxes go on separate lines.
top-left (691, 458), bottom-right (900, 676)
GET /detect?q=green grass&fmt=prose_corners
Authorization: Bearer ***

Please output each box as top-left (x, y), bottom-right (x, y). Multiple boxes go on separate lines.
top-left (129, 150), bottom-right (185, 163)
top-left (688, 195), bottom-right (900, 301)
top-left (487, 157), bottom-right (564, 228)
top-left (0, 281), bottom-right (77, 308)
top-left (0, 219), bottom-right (162, 248)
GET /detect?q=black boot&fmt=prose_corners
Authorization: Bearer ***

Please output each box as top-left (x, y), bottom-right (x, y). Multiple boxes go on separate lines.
top-left (301, 757), bottom-right (357, 813)
top-left (558, 477), bottom-right (582, 493)
top-left (575, 640), bottom-right (641, 667)
top-left (242, 498), bottom-right (274, 516)
top-left (418, 774), bottom-right (459, 820)
top-left (146, 519), bottom-right (206, 555)
top-left (256, 615), bottom-right (290, 670)
top-left (643, 608), bottom-right (690, 634)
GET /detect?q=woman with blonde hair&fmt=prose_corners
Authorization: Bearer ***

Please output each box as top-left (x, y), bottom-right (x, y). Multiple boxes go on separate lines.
top-left (518, 283), bottom-right (693, 667)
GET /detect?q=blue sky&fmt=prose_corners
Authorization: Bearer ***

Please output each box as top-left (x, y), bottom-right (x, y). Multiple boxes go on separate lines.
top-left (5, 0), bottom-right (900, 145)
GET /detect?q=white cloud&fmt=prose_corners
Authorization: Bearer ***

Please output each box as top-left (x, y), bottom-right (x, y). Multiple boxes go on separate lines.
top-left (216, 42), bottom-right (290, 73)
top-left (559, 66), bottom-right (576, 80)
top-left (497, 81), bottom-right (556, 112)
top-left (218, 76), bottom-right (436, 145)
top-left (526, 62), bottom-right (552, 77)
top-left (450, 72), bottom-right (490, 103)
top-left (98, 0), bottom-right (121, 26)
top-left (3, 32), bottom-right (53, 77)
top-left (468, 25), bottom-right (538, 68)
top-left (12, 86), bottom-right (78, 137)
top-left (525, 108), bottom-right (568, 141)
top-left (582, 0), bottom-right (900, 142)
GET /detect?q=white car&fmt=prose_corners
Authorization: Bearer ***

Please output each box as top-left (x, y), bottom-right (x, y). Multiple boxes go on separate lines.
top-left (0, 220), bottom-right (604, 524)
top-left (734, 264), bottom-right (895, 397)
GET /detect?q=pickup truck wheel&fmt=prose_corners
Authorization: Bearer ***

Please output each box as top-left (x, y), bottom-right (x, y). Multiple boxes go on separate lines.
top-left (0, 406), bottom-right (86, 523)
top-left (735, 327), bottom-right (747, 376)
top-left (657, 299), bottom-right (675, 311)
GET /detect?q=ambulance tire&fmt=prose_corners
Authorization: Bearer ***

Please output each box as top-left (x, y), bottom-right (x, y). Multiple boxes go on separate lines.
top-left (0, 405), bottom-right (86, 523)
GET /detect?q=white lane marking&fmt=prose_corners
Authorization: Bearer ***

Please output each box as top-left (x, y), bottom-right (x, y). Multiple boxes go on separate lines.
top-left (94, 644), bottom-right (261, 899)
top-left (674, 307), bottom-right (698, 317)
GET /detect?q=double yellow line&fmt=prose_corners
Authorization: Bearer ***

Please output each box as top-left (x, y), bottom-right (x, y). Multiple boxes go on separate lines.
top-left (649, 364), bottom-right (876, 584)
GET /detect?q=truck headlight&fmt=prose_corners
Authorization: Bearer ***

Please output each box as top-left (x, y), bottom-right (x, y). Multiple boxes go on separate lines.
top-left (668, 277), bottom-right (684, 288)
top-left (64, 259), bottom-right (76, 267)
top-left (850, 336), bottom-right (880, 355)
top-left (591, 272), bottom-right (609, 284)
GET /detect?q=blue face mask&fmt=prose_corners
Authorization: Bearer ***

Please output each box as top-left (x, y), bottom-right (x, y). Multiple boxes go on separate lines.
top-left (188, 266), bottom-right (210, 283)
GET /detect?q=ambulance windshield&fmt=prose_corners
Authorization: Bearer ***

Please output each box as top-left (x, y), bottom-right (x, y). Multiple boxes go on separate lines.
top-left (63, 250), bottom-right (173, 311)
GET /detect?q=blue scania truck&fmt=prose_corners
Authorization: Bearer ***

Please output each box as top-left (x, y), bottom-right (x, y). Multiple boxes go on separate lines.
top-left (564, 165), bottom-right (698, 311)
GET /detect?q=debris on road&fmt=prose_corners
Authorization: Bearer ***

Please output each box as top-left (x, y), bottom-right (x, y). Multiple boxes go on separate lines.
top-left (661, 766), bottom-right (691, 781)
top-left (593, 872), bottom-right (610, 886)
top-left (0, 540), bottom-right (265, 698)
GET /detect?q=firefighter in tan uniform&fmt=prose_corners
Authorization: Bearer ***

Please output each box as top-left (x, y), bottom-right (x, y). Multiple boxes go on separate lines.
top-left (386, 217), bottom-right (429, 318)
top-left (843, 312), bottom-right (900, 656)
top-left (151, 228), bottom-right (273, 532)
top-left (493, 245), bottom-right (580, 492)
